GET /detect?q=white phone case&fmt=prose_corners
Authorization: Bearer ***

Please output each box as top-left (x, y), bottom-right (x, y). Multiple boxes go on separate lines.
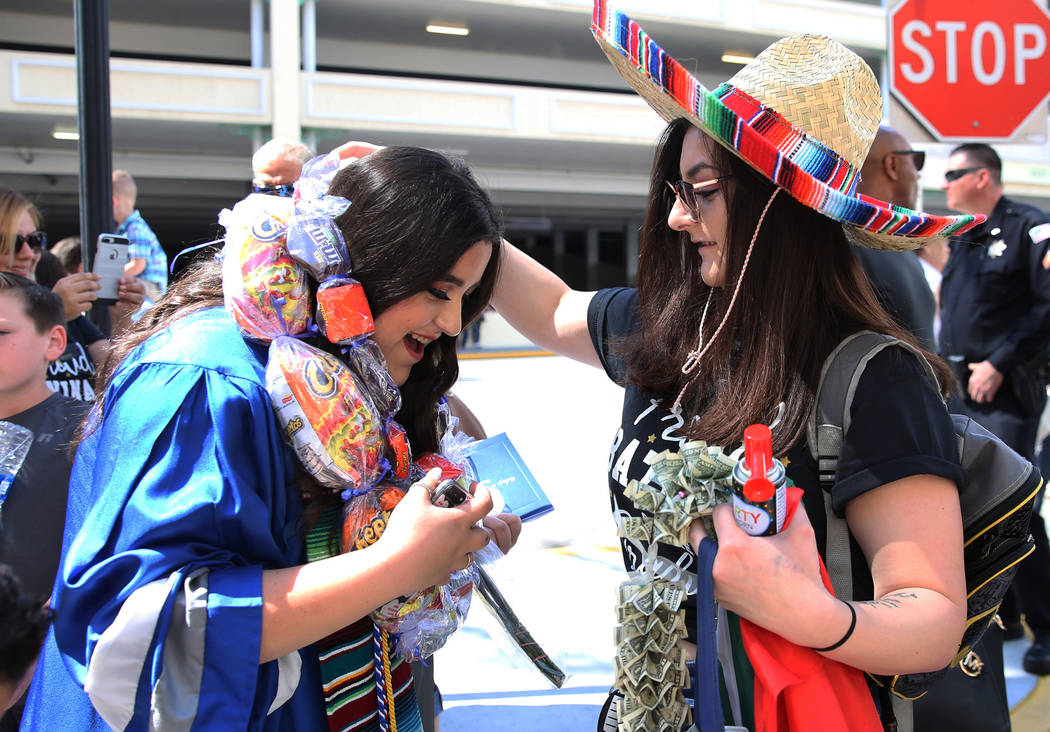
top-left (93, 236), bottom-right (130, 300)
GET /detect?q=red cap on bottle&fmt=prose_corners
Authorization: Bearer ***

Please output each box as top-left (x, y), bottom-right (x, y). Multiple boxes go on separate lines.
top-left (744, 476), bottom-right (775, 502)
top-left (743, 423), bottom-right (773, 478)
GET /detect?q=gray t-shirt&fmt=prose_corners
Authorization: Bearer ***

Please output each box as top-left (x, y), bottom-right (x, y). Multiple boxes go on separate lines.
top-left (0, 393), bottom-right (88, 601)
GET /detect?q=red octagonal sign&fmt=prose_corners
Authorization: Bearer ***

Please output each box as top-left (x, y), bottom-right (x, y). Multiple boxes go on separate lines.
top-left (890, 0), bottom-right (1050, 140)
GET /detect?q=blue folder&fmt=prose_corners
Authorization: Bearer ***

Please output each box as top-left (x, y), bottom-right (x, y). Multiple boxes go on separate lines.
top-left (462, 433), bottom-right (554, 521)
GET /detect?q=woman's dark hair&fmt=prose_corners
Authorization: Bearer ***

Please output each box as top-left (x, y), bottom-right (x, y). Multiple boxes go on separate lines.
top-left (624, 118), bottom-right (951, 455)
top-left (91, 146), bottom-right (501, 521)
top-left (327, 146), bottom-right (502, 454)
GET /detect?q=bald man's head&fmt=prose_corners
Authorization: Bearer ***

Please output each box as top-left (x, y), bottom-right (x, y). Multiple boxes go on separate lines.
top-left (859, 126), bottom-right (922, 210)
top-left (252, 138), bottom-right (313, 187)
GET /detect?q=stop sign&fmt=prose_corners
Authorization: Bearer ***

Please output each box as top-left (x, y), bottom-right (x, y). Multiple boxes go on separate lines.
top-left (889, 0), bottom-right (1050, 140)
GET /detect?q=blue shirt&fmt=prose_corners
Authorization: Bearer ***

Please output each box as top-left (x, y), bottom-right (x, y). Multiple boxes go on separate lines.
top-left (117, 209), bottom-right (168, 293)
top-left (21, 308), bottom-right (327, 731)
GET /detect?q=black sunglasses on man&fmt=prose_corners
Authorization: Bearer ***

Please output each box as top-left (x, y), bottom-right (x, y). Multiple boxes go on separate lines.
top-left (888, 150), bottom-right (925, 171)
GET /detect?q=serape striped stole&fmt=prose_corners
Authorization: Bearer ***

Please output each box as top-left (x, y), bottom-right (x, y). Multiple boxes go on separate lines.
top-left (306, 504), bottom-right (423, 732)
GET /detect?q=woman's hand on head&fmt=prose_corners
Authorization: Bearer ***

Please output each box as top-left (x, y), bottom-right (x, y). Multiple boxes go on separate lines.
top-left (378, 468), bottom-right (493, 593)
top-left (692, 502), bottom-right (833, 644)
top-left (51, 272), bottom-right (100, 319)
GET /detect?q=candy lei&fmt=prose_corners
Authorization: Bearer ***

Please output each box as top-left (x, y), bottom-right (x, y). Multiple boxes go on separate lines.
top-left (219, 145), bottom-right (470, 732)
top-left (613, 439), bottom-right (738, 732)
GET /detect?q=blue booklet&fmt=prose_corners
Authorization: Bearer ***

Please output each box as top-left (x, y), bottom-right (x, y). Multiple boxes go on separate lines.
top-left (462, 433), bottom-right (553, 521)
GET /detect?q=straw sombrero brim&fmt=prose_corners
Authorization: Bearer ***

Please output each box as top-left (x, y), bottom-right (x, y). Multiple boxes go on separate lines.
top-left (591, 1), bottom-right (984, 251)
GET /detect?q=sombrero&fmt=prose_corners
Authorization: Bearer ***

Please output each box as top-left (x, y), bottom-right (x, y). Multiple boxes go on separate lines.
top-left (590, 0), bottom-right (984, 251)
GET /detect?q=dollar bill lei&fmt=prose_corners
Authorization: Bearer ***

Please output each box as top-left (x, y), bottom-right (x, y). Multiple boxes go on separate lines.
top-left (612, 440), bottom-right (737, 731)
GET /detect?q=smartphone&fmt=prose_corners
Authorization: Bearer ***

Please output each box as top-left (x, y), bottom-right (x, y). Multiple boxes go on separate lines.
top-left (431, 478), bottom-right (471, 508)
top-left (93, 234), bottom-right (130, 303)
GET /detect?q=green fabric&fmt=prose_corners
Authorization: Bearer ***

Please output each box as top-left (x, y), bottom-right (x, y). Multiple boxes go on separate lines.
top-left (726, 612), bottom-right (756, 731)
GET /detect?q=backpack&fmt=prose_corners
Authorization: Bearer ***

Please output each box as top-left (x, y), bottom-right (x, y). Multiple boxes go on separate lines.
top-left (807, 331), bottom-right (1041, 702)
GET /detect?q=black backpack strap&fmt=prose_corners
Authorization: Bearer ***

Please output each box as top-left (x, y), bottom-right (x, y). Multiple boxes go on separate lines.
top-left (808, 331), bottom-right (942, 732)
top-left (807, 331), bottom-right (940, 602)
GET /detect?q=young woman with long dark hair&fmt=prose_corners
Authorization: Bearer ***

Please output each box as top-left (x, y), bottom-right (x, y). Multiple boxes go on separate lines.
top-left (20, 145), bottom-right (519, 732)
top-left (492, 6), bottom-right (986, 729)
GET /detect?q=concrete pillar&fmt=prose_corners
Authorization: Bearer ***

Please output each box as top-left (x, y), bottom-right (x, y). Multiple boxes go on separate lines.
top-left (553, 229), bottom-right (565, 278)
top-left (626, 219), bottom-right (640, 285)
top-left (270, 0), bottom-right (301, 142)
top-left (302, 0), bottom-right (317, 73)
top-left (585, 226), bottom-right (600, 290)
top-left (250, 0), bottom-right (264, 68)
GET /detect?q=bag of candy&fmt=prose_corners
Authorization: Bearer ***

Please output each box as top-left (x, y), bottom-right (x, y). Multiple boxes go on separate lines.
top-left (339, 480), bottom-right (474, 661)
top-left (220, 194), bottom-right (312, 342)
top-left (266, 337), bottom-right (388, 496)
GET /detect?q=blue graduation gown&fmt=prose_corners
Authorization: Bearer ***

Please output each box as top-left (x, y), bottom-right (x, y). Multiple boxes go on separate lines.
top-left (21, 308), bottom-right (327, 731)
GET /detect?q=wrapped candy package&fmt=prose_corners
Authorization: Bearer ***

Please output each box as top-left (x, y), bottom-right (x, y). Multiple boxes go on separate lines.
top-left (220, 194), bottom-right (311, 342)
top-left (266, 337), bottom-right (387, 493)
top-left (316, 275), bottom-right (374, 345)
top-left (340, 481), bottom-right (474, 661)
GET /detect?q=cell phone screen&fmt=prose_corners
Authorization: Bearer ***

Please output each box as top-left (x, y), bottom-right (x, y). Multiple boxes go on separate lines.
top-left (93, 235), bottom-right (130, 301)
top-left (431, 478), bottom-right (470, 508)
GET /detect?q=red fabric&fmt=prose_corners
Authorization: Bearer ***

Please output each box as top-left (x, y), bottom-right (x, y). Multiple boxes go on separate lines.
top-left (738, 487), bottom-right (882, 732)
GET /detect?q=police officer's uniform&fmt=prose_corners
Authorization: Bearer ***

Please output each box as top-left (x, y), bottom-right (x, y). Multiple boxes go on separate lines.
top-left (940, 193), bottom-right (1050, 659)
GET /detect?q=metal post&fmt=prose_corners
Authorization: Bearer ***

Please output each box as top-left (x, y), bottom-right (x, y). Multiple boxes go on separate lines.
top-left (74, 0), bottom-right (113, 334)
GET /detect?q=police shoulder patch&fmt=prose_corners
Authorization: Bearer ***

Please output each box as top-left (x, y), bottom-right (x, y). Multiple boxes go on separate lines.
top-left (1030, 222), bottom-right (1050, 244)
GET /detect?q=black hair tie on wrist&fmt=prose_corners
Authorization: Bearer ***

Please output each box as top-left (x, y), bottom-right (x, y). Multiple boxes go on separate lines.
top-left (812, 600), bottom-right (857, 652)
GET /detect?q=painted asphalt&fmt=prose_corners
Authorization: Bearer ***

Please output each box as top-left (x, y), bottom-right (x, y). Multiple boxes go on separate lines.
top-left (433, 352), bottom-right (1050, 731)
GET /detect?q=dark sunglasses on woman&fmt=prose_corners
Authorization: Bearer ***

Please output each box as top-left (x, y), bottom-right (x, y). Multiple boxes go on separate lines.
top-left (14, 231), bottom-right (47, 251)
top-left (666, 176), bottom-right (733, 222)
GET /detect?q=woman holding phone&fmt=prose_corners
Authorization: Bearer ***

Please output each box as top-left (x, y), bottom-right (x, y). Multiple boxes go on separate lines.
top-left (0, 187), bottom-right (145, 401)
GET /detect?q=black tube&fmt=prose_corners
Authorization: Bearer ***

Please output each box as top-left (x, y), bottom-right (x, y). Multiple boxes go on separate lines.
top-left (74, 0), bottom-right (114, 334)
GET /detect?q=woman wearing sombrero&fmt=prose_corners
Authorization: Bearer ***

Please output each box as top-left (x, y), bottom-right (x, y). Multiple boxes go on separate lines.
top-left (493, 2), bottom-right (985, 730)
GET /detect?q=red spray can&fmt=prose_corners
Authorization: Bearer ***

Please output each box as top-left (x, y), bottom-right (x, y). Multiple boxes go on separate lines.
top-left (730, 424), bottom-right (787, 536)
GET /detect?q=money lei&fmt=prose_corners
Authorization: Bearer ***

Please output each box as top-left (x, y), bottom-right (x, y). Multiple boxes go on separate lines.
top-left (613, 441), bottom-right (736, 731)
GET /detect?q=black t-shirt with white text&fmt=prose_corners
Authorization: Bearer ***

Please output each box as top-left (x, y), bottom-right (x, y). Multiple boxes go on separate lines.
top-left (47, 315), bottom-right (105, 402)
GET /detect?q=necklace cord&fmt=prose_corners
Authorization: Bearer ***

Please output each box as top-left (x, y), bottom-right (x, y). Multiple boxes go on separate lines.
top-left (673, 188), bottom-right (781, 412)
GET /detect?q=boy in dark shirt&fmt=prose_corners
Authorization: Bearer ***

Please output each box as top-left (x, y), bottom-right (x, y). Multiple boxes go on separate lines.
top-left (0, 273), bottom-right (87, 729)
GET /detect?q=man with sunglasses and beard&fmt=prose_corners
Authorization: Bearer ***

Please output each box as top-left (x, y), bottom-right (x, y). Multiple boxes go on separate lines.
top-left (939, 141), bottom-right (1050, 677)
top-left (855, 126), bottom-right (937, 349)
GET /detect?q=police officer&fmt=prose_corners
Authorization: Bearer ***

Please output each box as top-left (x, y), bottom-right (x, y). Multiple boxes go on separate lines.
top-left (940, 142), bottom-right (1050, 675)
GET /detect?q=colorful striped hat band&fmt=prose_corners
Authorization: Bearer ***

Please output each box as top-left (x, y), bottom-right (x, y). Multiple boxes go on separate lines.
top-left (590, 0), bottom-right (985, 250)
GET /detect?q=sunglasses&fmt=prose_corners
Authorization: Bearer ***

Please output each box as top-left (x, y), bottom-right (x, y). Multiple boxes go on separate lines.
top-left (889, 149), bottom-right (925, 171)
top-left (14, 231), bottom-right (46, 252)
top-left (944, 167), bottom-right (983, 183)
top-left (252, 183), bottom-right (295, 197)
top-left (666, 176), bottom-right (732, 221)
